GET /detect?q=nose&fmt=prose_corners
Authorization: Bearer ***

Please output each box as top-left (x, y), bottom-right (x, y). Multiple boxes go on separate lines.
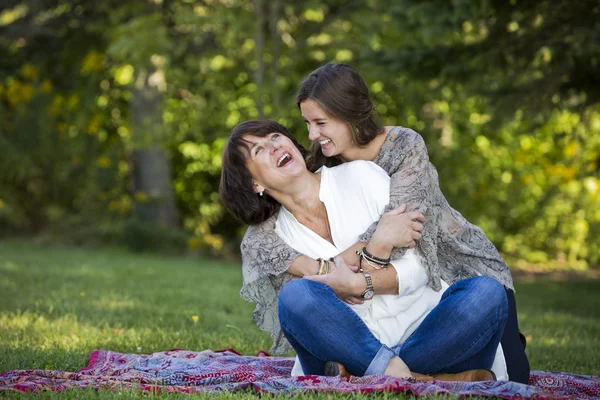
top-left (268, 139), bottom-right (281, 153)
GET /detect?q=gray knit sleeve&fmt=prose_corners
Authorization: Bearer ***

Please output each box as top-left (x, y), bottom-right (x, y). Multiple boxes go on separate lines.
top-left (359, 127), bottom-right (443, 291)
top-left (239, 215), bottom-right (301, 354)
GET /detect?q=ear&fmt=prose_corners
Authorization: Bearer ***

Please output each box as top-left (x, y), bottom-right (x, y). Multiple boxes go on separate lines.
top-left (253, 181), bottom-right (266, 194)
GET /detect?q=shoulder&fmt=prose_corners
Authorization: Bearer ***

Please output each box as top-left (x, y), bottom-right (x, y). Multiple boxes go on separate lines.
top-left (241, 215), bottom-right (277, 248)
top-left (386, 126), bottom-right (426, 150)
top-left (326, 160), bottom-right (389, 183)
top-left (324, 161), bottom-right (390, 203)
top-left (375, 127), bottom-right (430, 175)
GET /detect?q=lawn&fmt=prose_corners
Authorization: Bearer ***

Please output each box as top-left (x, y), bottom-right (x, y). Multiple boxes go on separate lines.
top-left (1, 239), bottom-right (599, 398)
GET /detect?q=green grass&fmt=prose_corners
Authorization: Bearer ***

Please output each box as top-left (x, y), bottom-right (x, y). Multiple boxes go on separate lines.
top-left (1, 239), bottom-right (599, 398)
top-left (511, 278), bottom-right (600, 373)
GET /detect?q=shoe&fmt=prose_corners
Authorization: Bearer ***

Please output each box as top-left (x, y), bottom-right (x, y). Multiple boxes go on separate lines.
top-left (412, 369), bottom-right (496, 382)
top-left (323, 361), bottom-right (351, 377)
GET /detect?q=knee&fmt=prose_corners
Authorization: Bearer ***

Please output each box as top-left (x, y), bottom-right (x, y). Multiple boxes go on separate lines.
top-left (278, 279), bottom-right (322, 320)
top-left (454, 276), bottom-right (508, 323)
top-left (468, 276), bottom-right (508, 318)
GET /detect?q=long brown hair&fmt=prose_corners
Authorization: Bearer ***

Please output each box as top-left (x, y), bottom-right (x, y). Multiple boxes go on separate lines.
top-left (219, 120), bottom-right (309, 225)
top-left (297, 64), bottom-right (384, 170)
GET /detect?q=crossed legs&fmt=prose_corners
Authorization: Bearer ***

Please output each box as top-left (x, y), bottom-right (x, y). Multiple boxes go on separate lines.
top-left (278, 276), bottom-right (508, 377)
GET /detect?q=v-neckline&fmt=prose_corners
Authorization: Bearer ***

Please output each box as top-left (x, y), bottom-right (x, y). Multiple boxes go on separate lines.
top-left (281, 167), bottom-right (337, 249)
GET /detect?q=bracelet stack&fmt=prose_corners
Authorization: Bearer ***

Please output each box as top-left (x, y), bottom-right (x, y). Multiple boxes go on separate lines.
top-left (355, 247), bottom-right (390, 272)
top-left (316, 258), bottom-right (332, 275)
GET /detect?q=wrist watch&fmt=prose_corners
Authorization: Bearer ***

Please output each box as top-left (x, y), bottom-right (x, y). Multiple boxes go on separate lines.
top-left (361, 272), bottom-right (374, 300)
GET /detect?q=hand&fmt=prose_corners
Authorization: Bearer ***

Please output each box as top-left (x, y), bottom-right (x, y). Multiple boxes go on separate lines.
top-left (344, 295), bottom-right (366, 305)
top-left (341, 262), bottom-right (365, 305)
top-left (370, 204), bottom-right (425, 255)
top-left (305, 257), bottom-right (366, 301)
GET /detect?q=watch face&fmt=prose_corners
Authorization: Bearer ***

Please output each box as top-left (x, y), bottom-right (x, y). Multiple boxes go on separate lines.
top-left (362, 289), bottom-right (374, 300)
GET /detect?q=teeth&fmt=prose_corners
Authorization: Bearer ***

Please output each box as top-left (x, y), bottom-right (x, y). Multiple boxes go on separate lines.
top-left (319, 139), bottom-right (331, 145)
top-left (277, 153), bottom-right (291, 167)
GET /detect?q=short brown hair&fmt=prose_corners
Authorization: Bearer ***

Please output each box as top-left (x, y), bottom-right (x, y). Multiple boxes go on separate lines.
top-left (219, 120), bottom-right (309, 225)
top-left (297, 63), bottom-right (383, 169)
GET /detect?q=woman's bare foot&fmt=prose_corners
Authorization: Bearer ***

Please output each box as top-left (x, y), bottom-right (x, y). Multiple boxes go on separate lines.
top-left (384, 356), bottom-right (412, 378)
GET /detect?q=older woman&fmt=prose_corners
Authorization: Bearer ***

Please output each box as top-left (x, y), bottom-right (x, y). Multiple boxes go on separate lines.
top-left (220, 120), bottom-right (508, 381)
top-left (240, 64), bottom-right (530, 384)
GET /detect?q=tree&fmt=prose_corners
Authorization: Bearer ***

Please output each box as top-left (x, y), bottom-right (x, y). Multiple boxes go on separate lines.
top-left (0, 0), bottom-right (597, 266)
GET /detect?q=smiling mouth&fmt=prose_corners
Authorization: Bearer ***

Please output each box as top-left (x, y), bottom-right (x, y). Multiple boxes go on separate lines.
top-left (277, 153), bottom-right (292, 167)
top-left (319, 139), bottom-right (331, 146)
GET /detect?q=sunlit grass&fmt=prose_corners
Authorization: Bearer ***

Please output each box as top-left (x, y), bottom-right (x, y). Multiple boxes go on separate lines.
top-left (0, 240), bottom-right (271, 373)
top-left (0, 239), bottom-right (599, 398)
top-left (514, 279), bottom-right (600, 373)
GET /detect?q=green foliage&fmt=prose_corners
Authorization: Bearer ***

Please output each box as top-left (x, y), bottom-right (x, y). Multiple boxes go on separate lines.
top-left (0, 0), bottom-right (598, 268)
top-left (358, 0), bottom-right (600, 267)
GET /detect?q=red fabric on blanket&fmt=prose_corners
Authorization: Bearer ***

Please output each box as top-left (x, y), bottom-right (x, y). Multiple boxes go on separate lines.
top-left (1, 349), bottom-right (598, 399)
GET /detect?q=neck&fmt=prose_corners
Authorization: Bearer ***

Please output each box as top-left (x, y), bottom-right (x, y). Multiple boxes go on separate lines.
top-left (340, 127), bottom-right (388, 162)
top-left (268, 171), bottom-right (322, 220)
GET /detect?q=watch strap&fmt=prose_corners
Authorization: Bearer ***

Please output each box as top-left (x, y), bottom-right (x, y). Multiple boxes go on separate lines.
top-left (361, 272), bottom-right (374, 299)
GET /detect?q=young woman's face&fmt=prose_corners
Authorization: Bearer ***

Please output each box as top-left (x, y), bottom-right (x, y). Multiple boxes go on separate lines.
top-left (300, 99), bottom-right (354, 158)
top-left (243, 132), bottom-right (306, 194)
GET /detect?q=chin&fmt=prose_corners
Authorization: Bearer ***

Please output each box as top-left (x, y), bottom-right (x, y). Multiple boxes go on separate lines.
top-left (281, 160), bottom-right (306, 175)
top-left (320, 145), bottom-right (334, 157)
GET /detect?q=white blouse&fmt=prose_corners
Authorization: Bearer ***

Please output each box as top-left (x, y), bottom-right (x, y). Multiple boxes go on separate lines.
top-left (274, 161), bottom-right (507, 380)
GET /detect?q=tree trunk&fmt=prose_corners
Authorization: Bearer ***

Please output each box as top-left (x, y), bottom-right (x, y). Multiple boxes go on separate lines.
top-left (270, 0), bottom-right (283, 107)
top-left (254, 0), bottom-right (266, 118)
top-left (131, 68), bottom-right (178, 228)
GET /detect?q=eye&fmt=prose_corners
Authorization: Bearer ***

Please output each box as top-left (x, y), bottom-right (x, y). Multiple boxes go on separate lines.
top-left (254, 146), bottom-right (263, 155)
top-left (317, 121), bottom-right (326, 126)
top-left (271, 133), bottom-right (280, 139)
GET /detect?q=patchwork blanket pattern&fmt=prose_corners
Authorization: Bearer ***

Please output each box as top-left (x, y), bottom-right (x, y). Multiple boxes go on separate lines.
top-left (1, 349), bottom-right (599, 399)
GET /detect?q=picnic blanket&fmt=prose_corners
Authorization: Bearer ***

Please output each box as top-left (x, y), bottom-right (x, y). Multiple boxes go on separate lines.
top-left (1, 349), bottom-right (599, 399)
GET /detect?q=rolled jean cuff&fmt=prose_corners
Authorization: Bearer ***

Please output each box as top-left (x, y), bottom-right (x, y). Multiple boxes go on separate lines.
top-left (364, 344), bottom-right (396, 376)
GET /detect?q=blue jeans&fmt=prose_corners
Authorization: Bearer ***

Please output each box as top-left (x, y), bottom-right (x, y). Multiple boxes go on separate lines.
top-left (278, 276), bottom-right (508, 376)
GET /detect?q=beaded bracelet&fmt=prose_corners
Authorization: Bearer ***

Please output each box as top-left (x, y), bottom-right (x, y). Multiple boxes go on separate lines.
top-left (356, 248), bottom-right (389, 272)
top-left (361, 247), bottom-right (391, 264)
top-left (355, 251), bottom-right (384, 272)
top-left (363, 256), bottom-right (384, 270)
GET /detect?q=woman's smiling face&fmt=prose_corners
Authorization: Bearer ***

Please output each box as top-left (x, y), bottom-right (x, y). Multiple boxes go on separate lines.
top-left (300, 99), bottom-right (355, 158)
top-left (243, 132), bottom-right (307, 194)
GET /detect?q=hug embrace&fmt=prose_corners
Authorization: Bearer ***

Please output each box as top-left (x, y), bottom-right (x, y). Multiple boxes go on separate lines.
top-left (219, 64), bottom-right (530, 384)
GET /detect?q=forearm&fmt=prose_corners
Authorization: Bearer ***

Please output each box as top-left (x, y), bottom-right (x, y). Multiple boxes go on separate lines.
top-left (288, 255), bottom-right (321, 277)
top-left (337, 241), bottom-right (367, 266)
top-left (369, 266), bottom-right (399, 296)
top-left (337, 238), bottom-right (395, 267)
top-left (342, 261), bottom-right (400, 297)
top-left (290, 241), bottom-right (366, 274)
top-left (365, 239), bottom-right (393, 263)
top-left (304, 257), bottom-right (400, 299)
